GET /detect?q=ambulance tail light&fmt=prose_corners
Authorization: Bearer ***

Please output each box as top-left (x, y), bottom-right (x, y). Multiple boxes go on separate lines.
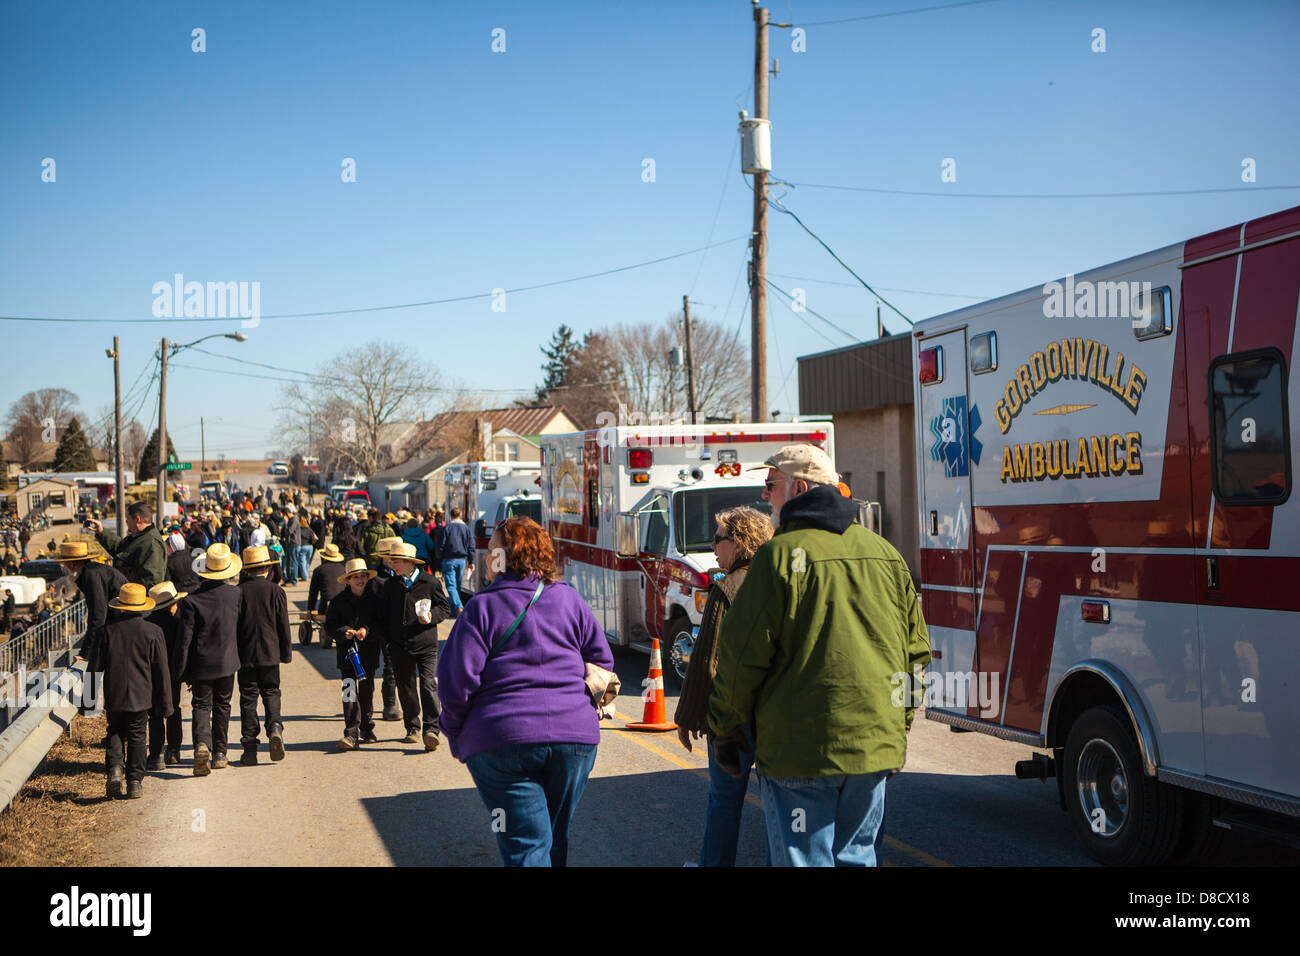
top-left (1081, 600), bottom-right (1110, 623)
top-left (918, 346), bottom-right (943, 384)
top-left (631, 473), bottom-right (650, 484)
top-left (628, 449), bottom-right (653, 469)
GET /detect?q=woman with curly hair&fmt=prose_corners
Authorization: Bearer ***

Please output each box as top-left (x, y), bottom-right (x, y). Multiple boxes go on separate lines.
top-left (437, 516), bottom-right (614, 866)
top-left (674, 504), bottom-right (772, 866)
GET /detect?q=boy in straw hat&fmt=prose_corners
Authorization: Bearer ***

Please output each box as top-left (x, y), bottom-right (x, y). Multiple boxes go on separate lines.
top-left (58, 539), bottom-right (127, 677)
top-left (235, 545), bottom-right (293, 765)
top-left (307, 542), bottom-right (347, 645)
top-left (173, 543), bottom-right (243, 775)
top-left (326, 558), bottom-right (382, 750)
top-left (102, 583), bottom-right (173, 799)
top-left (376, 540), bottom-right (450, 751)
top-left (145, 581), bottom-right (188, 769)
top-left (370, 536), bottom-right (401, 719)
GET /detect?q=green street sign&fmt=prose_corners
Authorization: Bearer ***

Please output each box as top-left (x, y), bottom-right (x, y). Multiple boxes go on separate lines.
top-left (165, 462), bottom-right (192, 471)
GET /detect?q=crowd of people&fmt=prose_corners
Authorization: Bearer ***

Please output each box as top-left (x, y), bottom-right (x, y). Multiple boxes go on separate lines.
top-left (63, 445), bottom-right (930, 867)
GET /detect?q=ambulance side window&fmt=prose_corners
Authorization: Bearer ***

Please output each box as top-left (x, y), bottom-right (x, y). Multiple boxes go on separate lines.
top-left (644, 494), bottom-right (669, 555)
top-left (1209, 348), bottom-right (1291, 506)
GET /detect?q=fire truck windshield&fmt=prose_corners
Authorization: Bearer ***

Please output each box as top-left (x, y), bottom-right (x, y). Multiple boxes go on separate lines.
top-left (674, 486), bottom-right (770, 554)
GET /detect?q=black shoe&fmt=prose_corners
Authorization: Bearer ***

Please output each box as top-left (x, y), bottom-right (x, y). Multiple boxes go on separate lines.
top-left (381, 706), bottom-right (400, 722)
top-left (211, 752), bottom-right (229, 770)
top-left (239, 744), bottom-right (258, 766)
top-left (164, 747), bottom-right (182, 767)
top-left (146, 753), bottom-right (166, 772)
top-left (402, 729), bottom-right (420, 744)
top-left (126, 779), bottom-right (143, 799)
top-left (106, 766), bottom-right (125, 798)
top-left (269, 730), bottom-right (285, 762)
top-left (360, 731), bottom-right (378, 744)
top-left (193, 744), bottom-right (211, 777)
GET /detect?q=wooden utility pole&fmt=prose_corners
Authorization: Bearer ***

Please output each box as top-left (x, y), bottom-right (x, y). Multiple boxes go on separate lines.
top-left (156, 338), bottom-right (168, 529)
top-left (682, 295), bottom-right (698, 425)
top-left (112, 336), bottom-right (125, 525)
top-left (201, 416), bottom-right (206, 472)
top-left (750, 4), bottom-right (770, 422)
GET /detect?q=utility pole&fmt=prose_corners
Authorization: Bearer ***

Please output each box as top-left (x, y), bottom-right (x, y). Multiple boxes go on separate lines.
top-left (877, 301), bottom-right (883, 339)
top-left (156, 338), bottom-right (168, 530)
top-left (682, 294), bottom-right (698, 425)
top-left (111, 337), bottom-right (124, 527)
top-left (750, 3), bottom-right (770, 422)
top-left (201, 416), bottom-right (206, 472)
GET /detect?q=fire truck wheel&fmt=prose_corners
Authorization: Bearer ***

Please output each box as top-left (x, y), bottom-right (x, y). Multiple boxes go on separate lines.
top-left (1062, 704), bottom-right (1183, 866)
top-left (663, 615), bottom-right (693, 691)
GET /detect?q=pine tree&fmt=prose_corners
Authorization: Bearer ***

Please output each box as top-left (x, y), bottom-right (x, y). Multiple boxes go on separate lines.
top-left (52, 417), bottom-right (96, 472)
top-left (137, 427), bottom-right (178, 479)
top-left (535, 324), bottom-right (579, 401)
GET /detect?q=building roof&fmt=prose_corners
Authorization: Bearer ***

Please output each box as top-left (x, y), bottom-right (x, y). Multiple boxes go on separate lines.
top-left (406, 406), bottom-right (574, 457)
top-left (1, 440), bottom-right (57, 463)
top-left (797, 333), bottom-right (915, 415)
top-left (368, 451), bottom-right (461, 482)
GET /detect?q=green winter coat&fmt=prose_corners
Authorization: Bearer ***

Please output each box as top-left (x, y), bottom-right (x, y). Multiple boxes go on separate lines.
top-left (707, 485), bottom-right (930, 779)
top-left (361, 521), bottom-right (396, 563)
top-left (97, 525), bottom-right (167, 590)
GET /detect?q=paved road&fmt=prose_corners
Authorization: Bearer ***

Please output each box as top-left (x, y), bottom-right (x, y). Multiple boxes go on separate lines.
top-left (86, 569), bottom-right (1298, 867)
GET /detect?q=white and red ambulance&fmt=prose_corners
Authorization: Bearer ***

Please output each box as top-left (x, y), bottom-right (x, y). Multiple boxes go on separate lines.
top-left (443, 460), bottom-right (542, 592)
top-left (913, 204), bottom-right (1300, 863)
top-left (540, 422), bottom-right (836, 684)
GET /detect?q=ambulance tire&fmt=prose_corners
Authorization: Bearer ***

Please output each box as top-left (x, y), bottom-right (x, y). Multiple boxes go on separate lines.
top-left (1062, 704), bottom-right (1183, 866)
top-left (662, 615), bottom-right (692, 692)
top-left (1168, 792), bottom-right (1227, 864)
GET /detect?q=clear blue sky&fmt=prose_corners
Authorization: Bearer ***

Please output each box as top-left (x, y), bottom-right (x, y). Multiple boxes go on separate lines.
top-left (2, 0), bottom-right (1297, 460)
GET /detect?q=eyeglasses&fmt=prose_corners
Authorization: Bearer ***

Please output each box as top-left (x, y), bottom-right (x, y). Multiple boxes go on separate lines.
top-left (713, 533), bottom-right (731, 545)
top-left (763, 478), bottom-right (788, 491)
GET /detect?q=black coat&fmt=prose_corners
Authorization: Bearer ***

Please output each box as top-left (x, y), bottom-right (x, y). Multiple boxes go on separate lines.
top-left (102, 614), bottom-right (173, 715)
top-left (325, 585), bottom-right (381, 673)
top-left (308, 561), bottom-right (346, 614)
top-left (167, 548), bottom-right (202, 592)
top-left (377, 568), bottom-right (450, 654)
top-left (237, 575), bottom-right (292, 667)
top-left (146, 603), bottom-right (183, 662)
top-left (77, 562), bottom-right (128, 673)
top-left (173, 579), bottom-right (242, 682)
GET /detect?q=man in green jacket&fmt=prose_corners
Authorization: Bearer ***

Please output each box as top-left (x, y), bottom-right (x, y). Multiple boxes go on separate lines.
top-left (85, 502), bottom-right (167, 590)
top-left (708, 444), bottom-right (930, 867)
top-left (360, 508), bottom-right (396, 570)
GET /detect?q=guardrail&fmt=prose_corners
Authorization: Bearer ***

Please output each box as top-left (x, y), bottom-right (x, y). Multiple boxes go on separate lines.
top-left (0, 599), bottom-right (87, 732)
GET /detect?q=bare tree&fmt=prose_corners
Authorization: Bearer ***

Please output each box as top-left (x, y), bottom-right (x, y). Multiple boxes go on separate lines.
top-left (5, 388), bottom-right (81, 468)
top-left (122, 420), bottom-right (147, 479)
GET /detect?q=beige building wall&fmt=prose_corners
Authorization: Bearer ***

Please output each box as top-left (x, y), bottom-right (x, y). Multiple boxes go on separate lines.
top-left (832, 405), bottom-right (919, 579)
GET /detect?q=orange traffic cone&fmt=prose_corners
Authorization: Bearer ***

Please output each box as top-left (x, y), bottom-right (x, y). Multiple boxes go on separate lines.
top-left (626, 638), bottom-right (677, 732)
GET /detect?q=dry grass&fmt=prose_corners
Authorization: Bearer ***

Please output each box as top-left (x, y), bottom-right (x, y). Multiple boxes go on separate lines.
top-left (0, 714), bottom-right (109, 866)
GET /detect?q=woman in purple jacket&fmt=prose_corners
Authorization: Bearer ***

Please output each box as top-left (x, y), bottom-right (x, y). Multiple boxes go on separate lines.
top-left (437, 516), bottom-right (614, 867)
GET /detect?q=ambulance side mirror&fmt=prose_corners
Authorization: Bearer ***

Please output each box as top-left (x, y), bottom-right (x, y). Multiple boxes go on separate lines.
top-left (616, 513), bottom-right (640, 558)
top-left (474, 519), bottom-right (487, 539)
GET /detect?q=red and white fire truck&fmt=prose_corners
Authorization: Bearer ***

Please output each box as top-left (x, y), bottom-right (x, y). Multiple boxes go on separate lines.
top-left (444, 460), bottom-right (542, 592)
top-left (913, 204), bottom-right (1300, 863)
top-left (540, 422), bottom-right (836, 684)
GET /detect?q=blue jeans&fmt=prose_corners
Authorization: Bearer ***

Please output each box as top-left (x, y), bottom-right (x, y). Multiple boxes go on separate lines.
top-left (465, 742), bottom-right (598, 867)
top-left (296, 544), bottom-right (313, 582)
top-left (760, 770), bottom-right (889, 867)
top-left (441, 558), bottom-right (466, 612)
top-left (700, 731), bottom-right (756, 867)
top-left (280, 547), bottom-right (296, 584)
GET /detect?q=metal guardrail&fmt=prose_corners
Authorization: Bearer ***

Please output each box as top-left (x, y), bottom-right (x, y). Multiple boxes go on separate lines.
top-left (0, 599), bottom-right (88, 732)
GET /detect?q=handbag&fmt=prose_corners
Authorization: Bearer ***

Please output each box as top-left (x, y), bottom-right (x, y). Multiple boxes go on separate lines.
top-left (485, 581), bottom-right (544, 660)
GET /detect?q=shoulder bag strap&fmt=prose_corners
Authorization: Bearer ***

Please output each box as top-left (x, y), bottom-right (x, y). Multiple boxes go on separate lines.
top-left (486, 581), bottom-right (544, 660)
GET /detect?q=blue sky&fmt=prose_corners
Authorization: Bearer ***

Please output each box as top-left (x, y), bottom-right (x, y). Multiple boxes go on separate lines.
top-left (2, 0), bottom-right (1297, 460)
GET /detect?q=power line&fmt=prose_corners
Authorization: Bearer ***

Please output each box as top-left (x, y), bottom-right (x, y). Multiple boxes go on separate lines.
top-left (0, 236), bottom-right (748, 325)
top-left (787, 181), bottom-right (1300, 200)
top-left (793, 0), bottom-right (1006, 27)
top-left (768, 272), bottom-right (986, 300)
top-left (690, 137), bottom-right (740, 296)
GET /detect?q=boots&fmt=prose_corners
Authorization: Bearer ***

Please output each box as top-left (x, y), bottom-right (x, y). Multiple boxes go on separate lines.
top-left (146, 752), bottom-right (166, 772)
top-left (211, 751), bottom-right (229, 770)
top-left (164, 747), bottom-right (182, 767)
top-left (126, 779), bottom-right (143, 799)
top-left (239, 742), bottom-right (258, 766)
top-left (192, 744), bottom-right (211, 777)
top-left (106, 765), bottom-right (125, 798)
top-left (269, 727), bottom-right (285, 762)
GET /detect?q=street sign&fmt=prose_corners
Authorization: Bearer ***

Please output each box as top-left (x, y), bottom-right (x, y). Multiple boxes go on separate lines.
top-left (166, 462), bottom-right (192, 471)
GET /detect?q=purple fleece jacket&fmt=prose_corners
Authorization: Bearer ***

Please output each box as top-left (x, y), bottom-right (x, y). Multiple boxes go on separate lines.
top-left (437, 573), bottom-right (614, 762)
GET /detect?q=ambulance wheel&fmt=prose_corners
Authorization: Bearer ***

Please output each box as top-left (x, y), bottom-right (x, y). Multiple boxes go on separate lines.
top-left (1062, 704), bottom-right (1183, 866)
top-left (663, 615), bottom-right (692, 691)
top-left (1168, 792), bottom-right (1227, 864)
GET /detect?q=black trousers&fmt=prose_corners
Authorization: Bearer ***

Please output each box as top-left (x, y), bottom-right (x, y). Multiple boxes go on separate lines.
top-left (191, 675), bottom-right (235, 756)
top-left (341, 669), bottom-right (376, 739)
top-left (389, 643), bottom-right (439, 735)
top-left (238, 664), bottom-right (283, 745)
top-left (147, 678), bottom-right (184, 756)
top-left (106, 709), bottom-right (149, 783)
top-left (380, 646), bottom-right (397, 710)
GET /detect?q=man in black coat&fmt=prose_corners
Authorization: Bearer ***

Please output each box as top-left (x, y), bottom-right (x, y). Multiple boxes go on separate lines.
top-left (307, 543), bottom-right (347, 646)
top-left (234, 545), bottom-right (292, 765)
top-left (368, 539), bottom-right (401, 720)
top-left (166, 532), bottom-right (202, 592)
top-left (377, 542), bottom-right (450, 752)
top-left (327, 559), bottom-right (382, 750)
top-left (173, 543), bottom-right (243, 776)
top-left (145, 581), bottom-right (188, 769)
top-left (101, 583), bottom-right (172, 799)
top-left (59, 541), bottom-right (128, 676)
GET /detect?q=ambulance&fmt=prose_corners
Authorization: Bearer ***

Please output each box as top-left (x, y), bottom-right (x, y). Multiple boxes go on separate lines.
top-left (540, 422), bottom-right (836, 685)
top-left (443, 461), bottom-right (543, 592)
top-left (913, 204), bottom-right (1300, 864)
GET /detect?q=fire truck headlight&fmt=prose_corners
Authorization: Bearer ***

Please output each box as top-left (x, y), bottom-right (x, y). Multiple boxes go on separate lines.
top-left (695, 589), bottom-right (708, 613)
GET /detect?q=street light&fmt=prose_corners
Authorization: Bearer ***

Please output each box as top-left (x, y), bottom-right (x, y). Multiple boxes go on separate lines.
top-left (155, 331), bottom-right (247, 528)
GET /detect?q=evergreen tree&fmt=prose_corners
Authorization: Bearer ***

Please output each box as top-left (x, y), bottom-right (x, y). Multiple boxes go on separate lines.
top-left (52, 416), bottom-right (97, 472)
top-left (137, 427), bottom-right (178, 479)
top-left (535, 324), bottom-right (580, 401)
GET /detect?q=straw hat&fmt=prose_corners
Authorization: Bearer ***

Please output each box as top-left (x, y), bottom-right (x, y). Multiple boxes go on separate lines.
top-left (319, 543), bottom-right (343, 563)
top-left (147, 580), bottom-right (187, 610)
top-left (339, 558), bottom-right (376, 582)
top-left (372, 536), bottom-right (397, 556)
top-left (193, 543), bottom-right (243, 580)
top-left (241, 545), bottom-right (278, 569)
top-left (54, 540), bottom-right (92, 563)
top-left (386, 541), bottom-right (424, 565)
top-left (109, 582), bottom-right (155, 613)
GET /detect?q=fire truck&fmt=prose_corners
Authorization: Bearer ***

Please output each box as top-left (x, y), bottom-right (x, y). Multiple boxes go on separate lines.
top-left (540, 422), bottom-right (836, 685)
top-left (444, 461), bottom-right (542, 593)
top-left (913, 204), bottom-right (1300, 864)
